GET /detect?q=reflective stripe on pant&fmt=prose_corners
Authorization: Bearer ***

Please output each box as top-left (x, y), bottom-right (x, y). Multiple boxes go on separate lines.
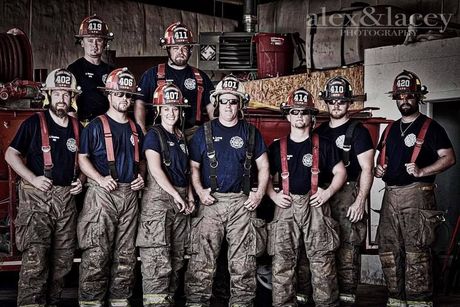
top-left (268, 194), bottom-right (340, 307)
top-left (185, 192), bottom-right (266, 307)
top-left (377, 182), bottom-right (441, 302)
top-left (137, 177), bottom-right (189, 306)
top-left (16, 181), bottom-right (76, 307)
top-left (329, 182), bottom-right (366, 296)
top-left (78, 180), bottom-right (138, 304)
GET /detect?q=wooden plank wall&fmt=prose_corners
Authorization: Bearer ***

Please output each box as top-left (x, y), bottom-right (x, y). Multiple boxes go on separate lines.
top-left (0, 0), bottom-right (237, 74)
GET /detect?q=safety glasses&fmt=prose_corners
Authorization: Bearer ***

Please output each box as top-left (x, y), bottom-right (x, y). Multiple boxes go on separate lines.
top-left (325, 100), bottom-right (348, 105)
top-left (289, 109), bottom-right (310, 116)
top-left (219, 98), bottom-right (239, 105)
top-left (111, 92), bottom-right (134, 99)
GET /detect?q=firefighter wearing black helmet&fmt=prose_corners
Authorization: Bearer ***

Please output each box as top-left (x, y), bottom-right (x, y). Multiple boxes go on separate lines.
top-left (314, 76), bottom-right (375, 305)
top-left (375, 70), bottom-right (455, 307)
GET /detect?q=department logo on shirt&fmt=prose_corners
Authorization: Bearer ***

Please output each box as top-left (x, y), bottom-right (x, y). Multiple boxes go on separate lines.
top-left (230, 136), bottom-right (244, 149)
top-left (102, 74), bottom-right (108, 83)
top-left (302, 153), bottom-right (313, 167)
top-left (180, 143), bottom-right (187, 154)
top-left (404, 133), bottom-right (417, 147)
top-left (67, 138), bottom-right (77, 152)
top-left (335, 134), bottom-right (345, 149)
top-left (184, 78), bottom-right (196, 90)
top-left (130, 135), bottom-right (135, 146)
top-left (168, 141), bottom-right (175, 147)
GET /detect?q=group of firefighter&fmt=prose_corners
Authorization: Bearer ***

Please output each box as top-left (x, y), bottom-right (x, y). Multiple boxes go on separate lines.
top-left (5, 14), bottom-right (456, 307)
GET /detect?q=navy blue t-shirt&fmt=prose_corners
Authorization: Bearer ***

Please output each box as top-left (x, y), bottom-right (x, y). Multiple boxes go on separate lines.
top-left (268, 135), bottom-right (341, 195)
top-left (9, 111), bottom-right (82, 186)
top-left (189, 119), bottom-right (267, 193)
top-left (138, 64), bottom-right (214, 128)
top-left (80, 115), bottom-right (144, 183)
top-left (68, 58), bottom-right (113, 121)
top-left (315, 120), bottom-right (374, 182)
top-left (143, 125), bottom-right (189, 188)
top-left (377, 114), bottom-right (452, 186)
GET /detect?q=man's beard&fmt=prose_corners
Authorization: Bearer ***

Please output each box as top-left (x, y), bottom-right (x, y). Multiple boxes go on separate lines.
top-left (398, 102), bottom-right (418, 116)
top-left (170, 55), bottom-right (189, 66)
top-left (330, 109), bottom-right (347, 119)
top-left (50, 103), bottom-right (69, 118)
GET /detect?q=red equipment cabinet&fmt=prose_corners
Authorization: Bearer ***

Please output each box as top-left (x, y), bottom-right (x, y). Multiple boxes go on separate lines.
top-left (0, 109), bottom-right (41, 271)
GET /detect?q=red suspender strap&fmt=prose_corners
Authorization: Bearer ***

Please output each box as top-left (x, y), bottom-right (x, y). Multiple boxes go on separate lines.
top-left (410, 118), bottom-right (432, 163)
top-left (311, 133), bottom-right (320, 195)
top-left (279, 136), bottom-right (289, 195)
top-left (37, 112), bottom-right (53, 179)
top-left (98, 115), bottom-right (118, 180)
top-left (70, 117), bottom-right (80, 180)
top-left (378, 121), bottom-right (394, 167)
top-left (191, 67), bottom-right (204, 122)
top-left (157, 63), bottom-right (166, 87)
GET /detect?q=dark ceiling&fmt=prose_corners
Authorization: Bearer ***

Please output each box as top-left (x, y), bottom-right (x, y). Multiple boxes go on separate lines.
top-left (134, 0), bottom-right (276, 21)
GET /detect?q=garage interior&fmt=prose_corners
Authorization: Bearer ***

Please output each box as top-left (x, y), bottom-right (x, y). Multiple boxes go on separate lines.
top-left (1, 0), bottom-right (460, 306)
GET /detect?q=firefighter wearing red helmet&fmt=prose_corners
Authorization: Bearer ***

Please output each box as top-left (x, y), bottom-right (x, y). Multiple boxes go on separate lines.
top-left (68, 14), bottom-right (114, 125)
top-left (185, 75), bottom-right (269, 306)
top-left (5, 68), bottom-right (84, 306)
top-left (375, 70), bottom-right (455, 307)
top-left (267, 87), bottom-right (346, 307)
top-left (135, 21), bottom-right (215, 136)
top-left (77, 68), bottom-right (145, 307)
top-left (315, 76), bottom-right (375, 305)
top-left (136, 82), bottom-right (195, 306)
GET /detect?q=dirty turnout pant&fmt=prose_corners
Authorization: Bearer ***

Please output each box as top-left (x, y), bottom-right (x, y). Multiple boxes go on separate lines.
top-left (329, 182), bottom-right (366, 301)
top-left (269, 194), bottom-right (340, 307)
top-left (15, 181), bottom-right (76, 307)
top-left (136, 179), bottom-right (189, 306)
top-left (78, 181), bottom-right (139, 307)
top-left (377, 182), bottom-right (443, 304)
top-left (185, 192), bottom-right (266, 307)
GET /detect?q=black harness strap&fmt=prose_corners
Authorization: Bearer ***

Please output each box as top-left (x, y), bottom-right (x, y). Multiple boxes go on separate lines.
top-left (243, 124), bottom-right (256, 195)
top-left (343, 120), bottom-right (359, 167)
top-left (204, 121), bottom-right (218, 192)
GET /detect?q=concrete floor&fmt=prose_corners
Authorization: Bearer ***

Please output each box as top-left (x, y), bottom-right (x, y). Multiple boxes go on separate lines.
top-left (1, 267), bottom-right (460, 307)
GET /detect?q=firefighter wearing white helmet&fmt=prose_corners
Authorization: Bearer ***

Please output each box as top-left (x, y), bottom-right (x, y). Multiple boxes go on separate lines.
top-left (375, 71), bottom-right (455, 307)
top-left (78, 67), bottom-right (145, 307)
top-left (137, 82), bottom-right (195, 306)
top-left (185, 74), bottom-right (269, 305)
top-left (68, 14), bottom-right (114, 125)
top-left (135, 21), bottom-right (215, 136)
top-left (5, 68), bottom-right (84, 306)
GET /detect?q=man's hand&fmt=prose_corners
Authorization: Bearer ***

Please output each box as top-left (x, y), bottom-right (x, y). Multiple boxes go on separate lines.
top-left (347, 200), bottom-right (365, 223)
top-left (244, 191), bottom-right (264, 211)
top-left (405, 162), bottom-right (424, 177)
top-left (309, 187), bottom-right (332, 208)
top-left (31, 176), bottom-right (53, 192)
top-left (70, 178), bottom-right (83, 195)
top-left (130, 174), bottom-right (145, 191)
top-left (270, 191), bottom-right (292, 209)
top-left (197, 188), bottom-right (216, 206)
top-left (184, 199), bottom-right (196, 215)
top-left (173, 196), bottom-right (186, 213)
top-left (98, 175), bottom-right (118, 192)
top-left (374, 164), bottom-right (387, 178)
